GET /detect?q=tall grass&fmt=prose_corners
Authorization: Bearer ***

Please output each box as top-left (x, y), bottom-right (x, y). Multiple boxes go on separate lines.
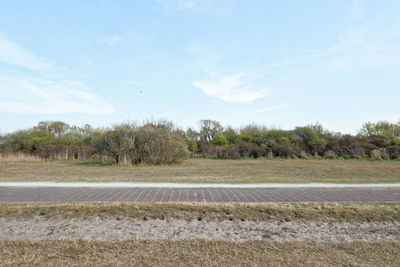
top-left (0, 152), bottom-right (42, 162)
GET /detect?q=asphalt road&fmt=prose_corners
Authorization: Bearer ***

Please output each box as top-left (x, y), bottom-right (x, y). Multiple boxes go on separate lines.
top-left (0, 187), bottom-right (399, 203)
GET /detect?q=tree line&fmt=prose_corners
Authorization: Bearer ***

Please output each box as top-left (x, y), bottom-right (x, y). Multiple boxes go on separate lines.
top-left (1, 119), bottom-right (399, 164)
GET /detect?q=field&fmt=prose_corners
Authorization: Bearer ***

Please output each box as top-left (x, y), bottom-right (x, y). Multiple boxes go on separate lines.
top-left (1, 158), bottom-right (400, 183)
top-left (1, 159), bottom-right (400, 266)
top-left (2, 240), bottom-right (399, 266)
top-left (0, 203), bottom-right (399, 266)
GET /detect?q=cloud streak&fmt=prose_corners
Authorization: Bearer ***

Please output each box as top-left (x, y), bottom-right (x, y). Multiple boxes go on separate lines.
top-left (192, 72), bottom-right (269, 104)
top-left (0, 36), bottom-right (115, 115)
top-left (0, 37), bottom-right (51, 70)
top-left (154, 0), bottom-right (235, 15)
top-left (0, 75), bottom-right (115, 115)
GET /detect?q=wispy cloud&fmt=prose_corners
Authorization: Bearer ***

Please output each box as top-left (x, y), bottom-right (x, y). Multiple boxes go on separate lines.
top-left (192, 71), bottom-right (269, 104)
top-left (0, 36), bottom-right (52, 70)
top-left (96, 35), bottom-right (123, 46)
top-left (154, 0), bottom-right (235, 15)
top-left (0, 36), bottom-right (115, 115)
top-left (0, 75), bottom-right (115, 115)
top-left (233, 103), bottom-right (288, 118)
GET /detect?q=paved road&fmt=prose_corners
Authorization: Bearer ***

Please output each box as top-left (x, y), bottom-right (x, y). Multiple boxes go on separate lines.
top-left (0, 187), bottom-right (399, 203)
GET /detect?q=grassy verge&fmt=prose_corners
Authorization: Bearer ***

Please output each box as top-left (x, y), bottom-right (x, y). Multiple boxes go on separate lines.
top-left (1, 158), bottom-right (400, 183)
top-left (1, 202), bottom-right (399, 222)
top-left (0, 240), bottom-right (399, 266)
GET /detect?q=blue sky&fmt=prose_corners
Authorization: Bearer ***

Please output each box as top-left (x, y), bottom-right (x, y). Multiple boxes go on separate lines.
top-left (1, 0), bottom-right (400, 133)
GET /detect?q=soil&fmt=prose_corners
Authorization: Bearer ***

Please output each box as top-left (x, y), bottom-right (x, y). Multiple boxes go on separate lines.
top-left (1, 216), bottom-right (399, 243)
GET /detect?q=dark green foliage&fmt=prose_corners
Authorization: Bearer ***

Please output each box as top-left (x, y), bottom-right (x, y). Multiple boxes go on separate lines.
top-left (387, 145), bottom-right (400, 159)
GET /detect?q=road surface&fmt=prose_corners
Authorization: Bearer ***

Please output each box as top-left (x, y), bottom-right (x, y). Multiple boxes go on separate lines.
top-left (0, 187), bottom-right (399, 203)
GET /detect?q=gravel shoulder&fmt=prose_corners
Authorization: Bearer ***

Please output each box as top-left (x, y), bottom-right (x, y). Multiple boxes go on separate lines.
top-left (1, 202), bottom-right (399, 266)
top-left (1, 216), bottom-right (399, 243)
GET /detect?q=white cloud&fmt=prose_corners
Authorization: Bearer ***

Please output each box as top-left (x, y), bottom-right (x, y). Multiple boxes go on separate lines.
top-left (0, 37), bottom-right (51, 70)
top-left (0, 75), bottom-right (115, 115)
top-left (192, 72), bottom-right (269, 104)
top-left (96, 35), bottom-right (122, 46)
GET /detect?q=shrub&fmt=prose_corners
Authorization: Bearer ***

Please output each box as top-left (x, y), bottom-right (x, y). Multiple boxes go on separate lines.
top-left (325, 150), bottom-right (336, 159)
top-left (133, 122), bottom-right (189, 164)
top-left (387, 145), bottom-right (400, 159)
top-left (216, 141), bottom-right (265, 159)
top-left (273, 143), bottom-right (302, 158)
top-left (94, 124), bottom-right (136, 164)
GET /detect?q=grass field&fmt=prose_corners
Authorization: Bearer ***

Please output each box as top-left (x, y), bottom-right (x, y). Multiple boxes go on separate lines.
top-left (0, 158), bottom-right (400, 183)
top-left (1, 240), bottom-right (399, 266)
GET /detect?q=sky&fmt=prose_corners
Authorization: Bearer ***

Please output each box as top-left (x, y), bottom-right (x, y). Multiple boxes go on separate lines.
top-left (0, 0), bottom-right (400, 133)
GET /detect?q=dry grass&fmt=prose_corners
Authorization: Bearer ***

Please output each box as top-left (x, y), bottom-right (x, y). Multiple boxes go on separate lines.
top-left (0, 158), bottom-right (400, 183)
top-left (0, 240), bottom-right (399, 266)
top-left (0, 152), bottom-right (41, 163)
top-left (1, 202), bottom-right (399, 222)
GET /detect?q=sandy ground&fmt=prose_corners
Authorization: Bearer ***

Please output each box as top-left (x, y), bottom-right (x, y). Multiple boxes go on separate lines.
top-left (1, 216), bottom-right (399, 243)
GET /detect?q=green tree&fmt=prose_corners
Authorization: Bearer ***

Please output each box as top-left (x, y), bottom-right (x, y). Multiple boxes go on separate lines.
top-left (212, 134), bottom-right (229, 146)
top-left (199, 119), bottom-right (223, 143)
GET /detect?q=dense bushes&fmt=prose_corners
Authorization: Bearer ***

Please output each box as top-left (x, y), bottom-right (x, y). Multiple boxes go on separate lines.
top-left (92, 121), bottom-right (189, 164)
top-left (1, 119), bottom-right (400, 163)
top-left (185, 120), bottom-right (400, 160)
top-left (0, 120), bottom-right (188, 164)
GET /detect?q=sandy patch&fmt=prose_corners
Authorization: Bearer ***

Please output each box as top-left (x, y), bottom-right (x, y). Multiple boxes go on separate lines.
top-left (1, 217), bottom-right (399, 243)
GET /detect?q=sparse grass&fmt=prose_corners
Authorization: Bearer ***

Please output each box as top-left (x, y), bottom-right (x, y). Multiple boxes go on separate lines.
top-left (0, 240), bottom-right (399, 266)
top-left (0, 158), bottom-right (400, 183)
top-left (1, 202), bottom-right (399, 222)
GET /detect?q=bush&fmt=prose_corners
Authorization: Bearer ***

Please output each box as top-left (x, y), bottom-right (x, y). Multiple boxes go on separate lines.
top-left (273, 143), bottom-right (302, 158)
top-left (216, 141), bottom-right (265, 159)
top-left (325, 150), bottom-right (337, 159)
top-left (387, 145), bottom-right (400, 159)
top-left (133, 122), bottom-right (189, 164)
top-left (2, 119), bottom-right (400, 162)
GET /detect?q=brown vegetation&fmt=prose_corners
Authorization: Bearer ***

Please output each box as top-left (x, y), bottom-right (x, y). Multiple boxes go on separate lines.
top-left (1, 202), bottom-right (399, 222)
top-left (1, 120), bottom-right (400, 165)
top-left (1, 158), bottom-right (399, 183)
top-left (1, 240), bottom-right (399, 266)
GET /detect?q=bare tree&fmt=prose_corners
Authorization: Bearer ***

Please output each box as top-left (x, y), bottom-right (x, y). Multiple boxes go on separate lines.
top-left (95, 124), bottom-right (136, 164)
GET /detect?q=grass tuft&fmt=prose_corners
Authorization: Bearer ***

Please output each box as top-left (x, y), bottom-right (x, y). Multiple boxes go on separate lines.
top-left (0, 240), bottom-right (399, 266)
top-left (0, 202), bottom-right (399, 222)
